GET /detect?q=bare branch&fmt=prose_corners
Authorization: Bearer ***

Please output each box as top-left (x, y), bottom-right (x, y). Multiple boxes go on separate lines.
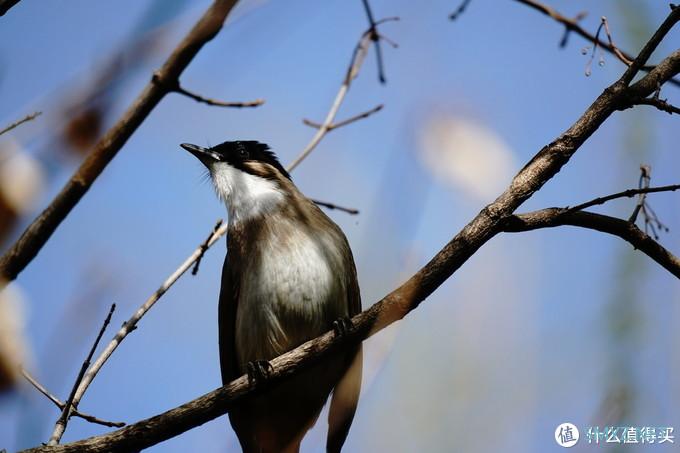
top-left (449, 0), bottom-right (473, 21)
top-left (19, 5), bottom-right (680, 453)
top-left (0, 111), bottom-right (42, 136)
top-left (191, 219), bottom-right (224, 275)
top-left (152, 74), bottom-right (264, 108)
top-left (0, 0), bottom-right (21, 16)
top-left (502, 209), bottom-right (680, 278)
top-left (0, 0), bottom-right (241, 284)
top-left (303, 104), bottom-right (383, 131)
top-left (21, 369), bottom-right (125, 428)
top-left (513, 0), bottom-right (680, 88)
top-left (566, 184), bottom-right (680, 213)
top-left (287, 18), bottom-right (396, 172)
top-left (629, 95), bottom-right (680, 114)
top-left (48, 304), bottom-right (116, 445)
top-left (311, 199), bottom-right (360, 215)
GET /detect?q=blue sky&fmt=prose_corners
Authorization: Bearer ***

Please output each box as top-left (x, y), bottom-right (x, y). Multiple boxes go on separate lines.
top-left (1, 1), bottom-right (679, 452)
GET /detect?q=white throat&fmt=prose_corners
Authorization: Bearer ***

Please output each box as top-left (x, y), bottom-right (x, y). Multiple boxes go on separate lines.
top-left (210, 162), bottom-right (284, 225)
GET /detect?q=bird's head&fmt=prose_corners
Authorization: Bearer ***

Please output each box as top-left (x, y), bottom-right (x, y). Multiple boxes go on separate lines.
top-left (181, 140), bottom-right (291, 223)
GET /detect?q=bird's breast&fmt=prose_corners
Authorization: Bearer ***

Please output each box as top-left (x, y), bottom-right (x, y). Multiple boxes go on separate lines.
top-left (234, 226), bottom-right (348, 367)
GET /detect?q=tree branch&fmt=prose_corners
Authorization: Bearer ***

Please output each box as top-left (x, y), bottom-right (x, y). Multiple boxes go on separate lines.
top-left (0, 0), bottom-right (240, 284)
top-left (0, 111), bottom-right (42, 136)
top-left (286, 18), bottom-right (396, 172)
top-left (513, 0), bottom-right (680, 88)
top-left (21, 369), bottom-right (125, 428)
top-left (566, 184), bottom-right (680, 212)
top-left (151, 75), bottom-right (265, 108)
top-left (502, 209), bottom-right (680, 278)
top-left (48, 304), bottom-right (116, 445)
top-left (19, 5), bottom-right (680, 453)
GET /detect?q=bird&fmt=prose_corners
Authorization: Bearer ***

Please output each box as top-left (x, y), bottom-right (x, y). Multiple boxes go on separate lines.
top-left (181, 140), bottom-right (362, 453)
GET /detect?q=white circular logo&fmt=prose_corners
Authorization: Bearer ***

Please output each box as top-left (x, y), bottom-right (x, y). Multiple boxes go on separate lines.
top-left (555, 423), bottom-right (579, 447)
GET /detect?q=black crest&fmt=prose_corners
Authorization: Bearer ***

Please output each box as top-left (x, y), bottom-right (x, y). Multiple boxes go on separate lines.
top-left (211, 141), bottom-right (291, 180)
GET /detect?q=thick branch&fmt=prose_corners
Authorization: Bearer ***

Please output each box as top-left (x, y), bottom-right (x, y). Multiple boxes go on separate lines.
top-left (0, 0), bottom-right (240, 283)
top-left (21, 5), bottom-right (680, 453)
top-left (503, 209), bottom-right (680, 278)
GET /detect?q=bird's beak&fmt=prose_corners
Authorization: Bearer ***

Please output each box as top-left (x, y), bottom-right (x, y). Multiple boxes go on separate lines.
top-left (181, 143), bottom-right (220, 165)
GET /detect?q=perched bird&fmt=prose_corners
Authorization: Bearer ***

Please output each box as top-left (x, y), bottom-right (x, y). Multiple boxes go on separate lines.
top-left (181, 140), bottom-right (362, 453)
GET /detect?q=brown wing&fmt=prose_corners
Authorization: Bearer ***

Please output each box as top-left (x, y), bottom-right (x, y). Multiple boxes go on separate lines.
top-left (218, 242), bottom-right (240, 384)
top-left (327, 236), bottom-right (363, 453)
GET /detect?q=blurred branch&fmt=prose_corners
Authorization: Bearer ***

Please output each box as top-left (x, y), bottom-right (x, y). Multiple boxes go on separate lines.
top-left (0, 0), bottom-right (20, 16)
top-left (0, 111), bottom-right (42, 136)
top-left (21, 368), bottom-right (125, 428)
top-left (449, 0), bottom-right (473, 20)
top-left (152, 74), bottom-right (265, 108)
top-left (360, 0), bottom-right (395, 84)
top-left (0, 0), bottom-right (241, 284)
top-left (503, 209), bottom-right (680, 278)
top-left (48, 304), bottom-right (116, 445)
top-left (512, 0), bottom-right (680, 88)
top-left (287, 17), bottom-right (397, 172)
top-left (311, 199), bottom-right (360, 215)
top-left (20, 5), bottom-right (680, 453)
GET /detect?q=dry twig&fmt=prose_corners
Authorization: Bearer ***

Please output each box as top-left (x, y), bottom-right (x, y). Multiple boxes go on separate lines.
top-left (0, 111), bottom-right (42, 136)
top-left (48, 304), bottom-right (116, 445)
top-left (21, 368), bottom-right (125, 428)
top-left (287, 18), bottom-right (396, 172)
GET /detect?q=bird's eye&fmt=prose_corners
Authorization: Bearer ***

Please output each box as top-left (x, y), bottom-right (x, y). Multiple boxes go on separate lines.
top-left (237, 146), bottom-right (249, 159)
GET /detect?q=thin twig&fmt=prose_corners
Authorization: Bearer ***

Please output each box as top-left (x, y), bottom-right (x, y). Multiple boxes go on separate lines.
top-left (192, 219), bottom-right (223, 275)
top-left (287, 18), bottom-right (396, 172)
top-left (0, 0), bottom-right (241, 284)
top-left (565, 184), bottom-right (680, 213)
top-left (156, 75), bottom-right (264, 108)
top-left (21, 368), bottom-right (125, 428)
top-left (361, 0), bottom-right (388, 84)
top-left (311, 199), bottom-right (360, 215)
top-left (0, 111), bottom-right (42, 136)
top-left (449, 0), bottom-right (473, 20)
top-left (513, 0), bottom-right (680, 88)
top-left (48, 303), bottom-right (116, 445)
top-left (303, 104), bottom-right (383, 131)
top-left (630, 95), bottom-right (680, 114)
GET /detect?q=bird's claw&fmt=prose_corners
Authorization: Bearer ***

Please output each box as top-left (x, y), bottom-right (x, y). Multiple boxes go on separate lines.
top-left (246, 360), bottom-right (273, 388)
top-left (332, 316), bottom-right (354, 337)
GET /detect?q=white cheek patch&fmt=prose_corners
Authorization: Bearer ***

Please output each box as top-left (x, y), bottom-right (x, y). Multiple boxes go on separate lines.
top-left (210, 162), bottom-right (284, 224)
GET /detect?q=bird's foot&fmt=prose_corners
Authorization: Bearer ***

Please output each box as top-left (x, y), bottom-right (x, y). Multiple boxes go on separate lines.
top-left (246, 360), bottom-right (273, 388)
top-left (332, 316), bottom-right (354, 338)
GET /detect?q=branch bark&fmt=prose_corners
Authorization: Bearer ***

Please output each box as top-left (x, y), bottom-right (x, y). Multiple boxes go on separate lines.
top-left (503, 209), bottom-right (680, 278)
top-left (0, 0), bottom-right (240, 284)
top-left (20, 5), bottom-right (680, 453)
